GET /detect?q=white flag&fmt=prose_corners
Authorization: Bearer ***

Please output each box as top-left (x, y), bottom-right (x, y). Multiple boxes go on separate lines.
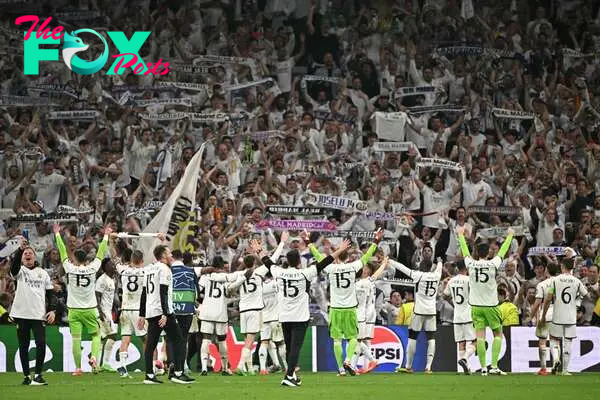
top-left (138, 143), bottom-right (206, 264)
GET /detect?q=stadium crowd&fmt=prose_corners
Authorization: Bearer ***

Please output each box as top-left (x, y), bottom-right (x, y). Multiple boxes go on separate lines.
top-left (1, 0), bottom-right (600, 333)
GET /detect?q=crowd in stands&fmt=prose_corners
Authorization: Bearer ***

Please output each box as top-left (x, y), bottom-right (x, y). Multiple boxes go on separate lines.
top-left (0, 0), bottom-right (600, 327)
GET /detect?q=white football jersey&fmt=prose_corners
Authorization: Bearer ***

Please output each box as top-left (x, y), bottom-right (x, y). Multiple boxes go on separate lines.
top-left (256, 264), bottom-right (318, 323)
top-left (324, 260), bottom-right (363, 308)
top-left (10, 266), bottom-right (53, 320)
top-left (117, 263), bottom-right (146, 311)
top-left (407, 264), bottom-right (442, 316)
top-left (444, 274), bottom-right (472, 323)
top-left (365, 279), bottom-right (377, 324)
top-left (144, 262), bottom-right (174, 319)
top-left (238, 269), bottom-right (266, 312)
top-left (550, 273), bottom-right (588, 325)
top-left (64, 259), bottom-right (102, 309)
top-left (356, 279), bottom-right (371, 322)
top-left (465, 256), bottom-right (502, 307)
top-left (198, 272), bottom-right (240, 323)
top-left (535, 278), bottom-right (554, 321)
top-left (95, 274), bottom-right (115, 318)
top-left (262, 279), bottom-right (279, 322)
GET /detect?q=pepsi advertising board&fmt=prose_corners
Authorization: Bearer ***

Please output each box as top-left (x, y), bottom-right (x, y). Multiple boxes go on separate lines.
top-left (314, 326), bottom-right (600, 373)
top-left (315, 325), bottom-right (432, 372)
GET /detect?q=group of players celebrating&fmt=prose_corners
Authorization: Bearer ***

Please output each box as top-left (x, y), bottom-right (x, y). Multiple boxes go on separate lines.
top-left (8, 222), bottom-right (590, 386)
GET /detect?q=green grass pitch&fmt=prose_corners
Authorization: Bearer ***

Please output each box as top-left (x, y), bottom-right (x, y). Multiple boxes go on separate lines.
top-left (0, 372), bottom-right (598, 400)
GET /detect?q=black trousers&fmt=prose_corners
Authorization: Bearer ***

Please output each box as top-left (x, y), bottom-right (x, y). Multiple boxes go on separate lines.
top-left (281, 321), bottom-right (308, 378)
top-left (167, 315), bottom-right (193, 367)
top-left (145, 315), bottom-right (185, 375)
top-left (186, 331), bottom-right (202, 370)
top-left (15, 319), bottom-right (46, 376)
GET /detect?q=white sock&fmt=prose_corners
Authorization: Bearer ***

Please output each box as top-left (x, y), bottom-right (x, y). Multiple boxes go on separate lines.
top-left (246, 346), bottom-right (254, 372)
top-left (406, 338), bottom-right (417, 369)
top-left (268, 342), bottom-right (280, 367)
top-left (119, 352), bottom-right (128, 369)
top-left (103, 339), bottom-right (115, 366)
top-left (277, 342), bottom-right (287, 370)
top-left (200, 340), bottom-right (210, 372)
top-left (361, 342), bottom-right (374, 362)
top-left (426, 339), bottom-right (435, 370)
top-left (259, 344), bottom-right (268, 371)
top-left (563, 338), bottom-right (572, 372)
top-left (465, 343), bottom-right (475, 360)
top-left (539, 347), bottom-right (548, 369)
top-left (459, 349), bottom-right (465, 361)
top-left (218, 341), bottom-right (228, 371)
top-left (159, 344), bottom-right (167, 363)
top-left (237, 347), bottom-right (250, 371)
top-left (550, 339), bottom-right (561, 369)
top-left (351, 342), bottom-right (361, 369)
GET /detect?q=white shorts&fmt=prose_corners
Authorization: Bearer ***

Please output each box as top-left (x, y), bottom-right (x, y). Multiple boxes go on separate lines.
top-left (410, 314), bottom-right (437, 332)
top-left (358, 322), bottom-right (375, 340)
top-left (240, 311), bottom-right (261, 334)
top-left (260, 321), bottom-right (284, 342)
top-left (98, 319), bottom-right (118, 338)
top-left (549, 323), bottom-right (577, 339)
top-left (453, 322), bottom-right (476, 342)
top-left (535, 323), bottom-right (549, 339)
top-left (119, 310), bottom-right (147, 337)
top-left (201, 321), bottom-right (228, 336)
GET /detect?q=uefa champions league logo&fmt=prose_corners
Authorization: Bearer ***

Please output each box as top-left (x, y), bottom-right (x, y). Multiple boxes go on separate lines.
top-left (15, 15), bottom-right (170, 76)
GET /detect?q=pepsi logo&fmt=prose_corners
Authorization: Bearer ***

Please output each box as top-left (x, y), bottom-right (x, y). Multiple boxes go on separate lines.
top-left (370, 326), bottom-right (404, 370)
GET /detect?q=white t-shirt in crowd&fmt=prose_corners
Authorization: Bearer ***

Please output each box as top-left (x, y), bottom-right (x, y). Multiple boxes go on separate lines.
top-left (34, 172), bottom-right (67, 213)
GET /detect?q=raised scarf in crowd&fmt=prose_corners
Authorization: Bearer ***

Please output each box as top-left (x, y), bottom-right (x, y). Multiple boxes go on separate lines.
top-left (476, 225), bottom-right (532, 240)
top-left (265, 205), bottom-right (334, 216)
top-left (468, 206), bottom-right (522, 216)
top-left (255, 219), bottom-right (337, 232)
top-left (46, 110), bottom-right (101, 120)
top-left (492, 108), bottom-right (536, 120)
top-left (135, 98), bottom-right (193, 107)
top-left (303, 193), bottom-right (368, 213)
top-left (396, 86), bottom-right (436, 97)
top-left (241, 130), bottom-right (285, 141)
top-left (416, 157), bottom-right (463, 172)
top-left (0, 95), bottom-right (58, 107)
top-left (527, 247), bottom-right (570, 256)
top-left (408, 104), bottom-right (465, 114)
top-left (372, 141), bottom-right (414, 152)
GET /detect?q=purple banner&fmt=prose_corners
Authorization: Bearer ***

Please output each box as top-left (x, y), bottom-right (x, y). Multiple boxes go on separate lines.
top-left (255, 220), bottom-right (337, 232)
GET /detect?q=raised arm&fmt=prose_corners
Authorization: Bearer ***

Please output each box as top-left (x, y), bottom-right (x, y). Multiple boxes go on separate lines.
top-left (95, 226), bottom-right (112, 260)
top-left (360, 229), bottom-right (383, 265)
top-left (371, 256), bottom-right (389, 280)
top-left (388, 258), bottom-right (415, 280)
top-left (304, 229), bottom-right (326, 263)
top-left (456, 225), bottom-right (471, 257)
top-left (52, 224), bottom-right (68, 263)
top-left (10, 240), bottom-right (27, 277)
top-left (496, 227), bottom-right (514, 259)
top-left (316, 241), bottom-right (350, 273)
